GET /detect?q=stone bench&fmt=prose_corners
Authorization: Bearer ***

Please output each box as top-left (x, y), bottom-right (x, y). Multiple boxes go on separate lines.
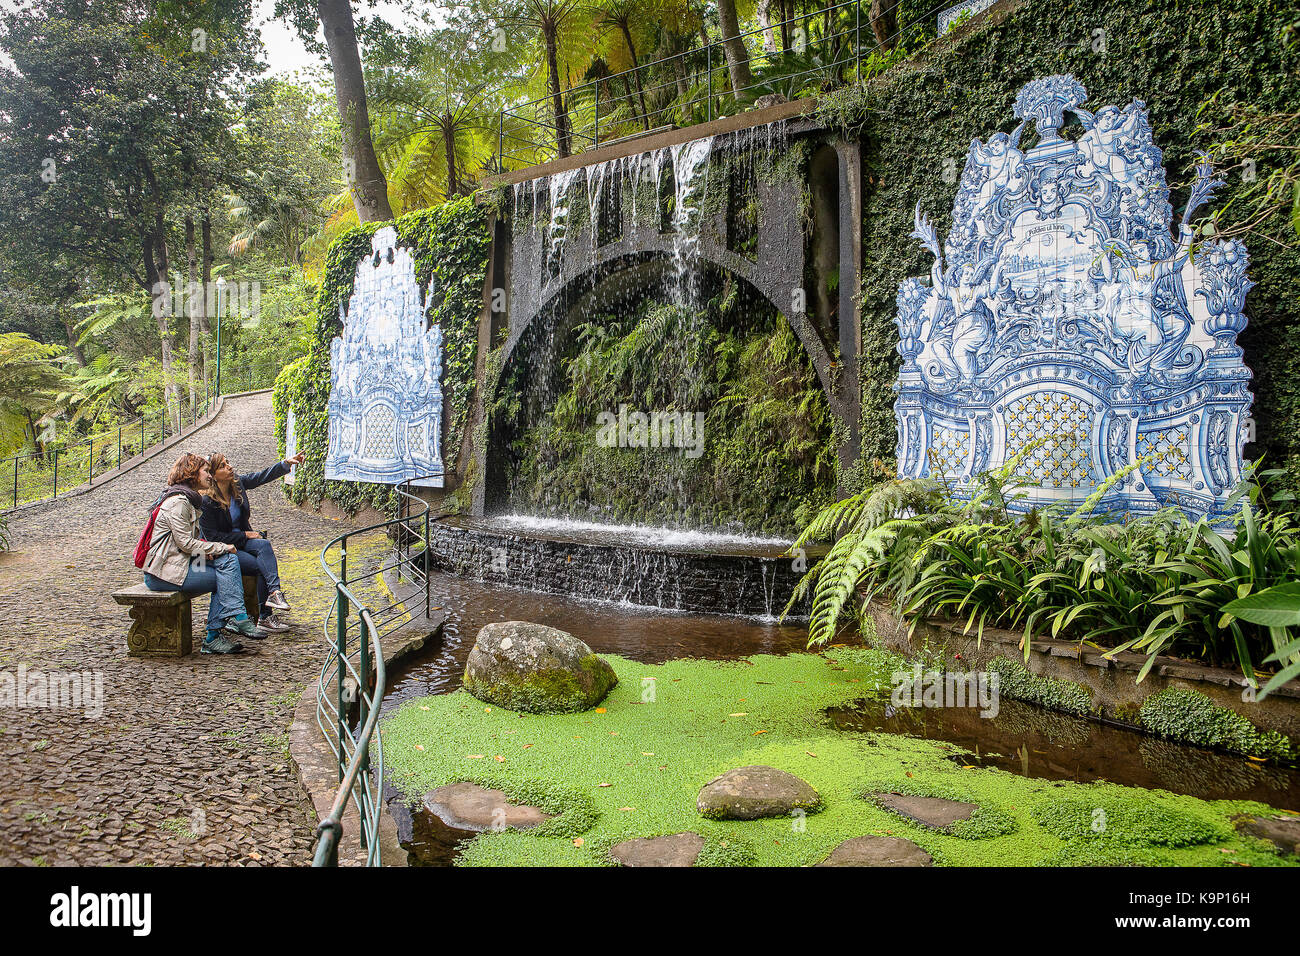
top-left (114, 575), bottom-right (260, 657)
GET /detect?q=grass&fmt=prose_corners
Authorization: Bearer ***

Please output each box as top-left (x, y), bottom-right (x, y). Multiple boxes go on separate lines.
top-left (380, 647), bottom-right (1300, 867)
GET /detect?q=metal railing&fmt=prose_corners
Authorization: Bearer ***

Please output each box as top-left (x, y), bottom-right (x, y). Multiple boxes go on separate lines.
top-left (497, 0), bottom-right (957, 167)
top-left (0, 361), bottom-right (283, 512)
top-left (312, 482), bottom-right (432, 866)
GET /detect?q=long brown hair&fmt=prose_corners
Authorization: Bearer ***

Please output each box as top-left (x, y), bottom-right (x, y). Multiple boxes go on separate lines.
top-left (206, 453), bottom-right (242, 509)
top-left (167, 453), bottom-right (207, 489)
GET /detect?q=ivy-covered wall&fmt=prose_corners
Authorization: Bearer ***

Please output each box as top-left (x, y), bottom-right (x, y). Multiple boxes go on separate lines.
top-left (273, 196), bottom-right (493, 515)
top-left (819, 0), bottom-right (1300, 479)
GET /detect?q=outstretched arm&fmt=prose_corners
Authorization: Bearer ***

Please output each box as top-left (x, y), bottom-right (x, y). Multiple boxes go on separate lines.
top-left (239, 460), bottom-right (294, 491)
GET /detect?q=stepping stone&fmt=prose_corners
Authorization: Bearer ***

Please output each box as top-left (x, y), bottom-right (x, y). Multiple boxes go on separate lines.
top-left (610, 832), bottom-right (705, 867)
top-left (697, 766), bottom-right (820, 820)
top-left (1233, 815), bottom-right (1300, 856)
top-left (816, 835), bottom-right (933, 867)
top-left (873, 792), bottom-right (977, 829)
top-left (423, 782), bottom-right (553, 833)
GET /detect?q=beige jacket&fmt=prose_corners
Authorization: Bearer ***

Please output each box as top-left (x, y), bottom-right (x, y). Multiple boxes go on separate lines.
top-left (142, 493), bottom-right (231, 585)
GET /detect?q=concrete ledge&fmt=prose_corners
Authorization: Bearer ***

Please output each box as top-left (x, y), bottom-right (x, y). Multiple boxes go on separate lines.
top-left (483, 97), bottom-right (817, 188)
top-left (864, 597), bottom-right (1300, 745)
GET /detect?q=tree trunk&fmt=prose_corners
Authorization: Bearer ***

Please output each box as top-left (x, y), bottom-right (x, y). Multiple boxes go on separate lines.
top-left (185, 217), bottom-right (198, 417)
top-left (757, 0), bottom-right (777, 51)
top-left (716, 0), bottom-right (754, 94)
top-left (199, 214), bottom-right (213, 391)
top-left (62, 313), bottom-right (86, 367)
top-left (143, 233), bottom-right (180, 434)
top-left (543, 23), bottom-right (572, 157)
top-left (618, 22), bottom-right (652, 130)
top-left (442, 119), bottom-right (458, 199)
top-left (318, 0), bottom-right (393, 222)
top-left (870, 0), bottom-right (900, 49)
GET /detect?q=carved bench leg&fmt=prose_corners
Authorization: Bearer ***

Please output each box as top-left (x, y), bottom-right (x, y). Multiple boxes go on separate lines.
top-left (125, 601), bottom-right (193, 657)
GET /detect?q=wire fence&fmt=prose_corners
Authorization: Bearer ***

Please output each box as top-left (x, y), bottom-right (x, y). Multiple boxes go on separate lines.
top-left (0, 359), bottom-right (284, 512)
top-left (498, 0), bottom-right (959, 166)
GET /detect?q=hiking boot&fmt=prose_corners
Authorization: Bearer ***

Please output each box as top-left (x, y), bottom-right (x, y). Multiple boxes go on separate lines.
top-left (258, 612), bottom-right (292, 633)
top-left (265, 589), bottom-right (291, 611)
top-left (222, 616), bottom-right (268, 640)
top-left (201, 634), bottom-right (245, 655)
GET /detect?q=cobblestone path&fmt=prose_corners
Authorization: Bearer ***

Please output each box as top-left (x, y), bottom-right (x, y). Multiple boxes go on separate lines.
top-left (0, 393), bottom-right (358, 866)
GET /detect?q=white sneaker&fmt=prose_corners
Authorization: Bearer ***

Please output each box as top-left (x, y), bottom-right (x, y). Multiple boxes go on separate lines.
top-left (265, 589), bottom-right (291, 611)
top-left (258, 612), bottom-right (292, 633)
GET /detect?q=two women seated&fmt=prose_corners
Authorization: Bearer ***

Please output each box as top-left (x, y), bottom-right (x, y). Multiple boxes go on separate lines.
top-left (141, 449), bottom-right (303, 655)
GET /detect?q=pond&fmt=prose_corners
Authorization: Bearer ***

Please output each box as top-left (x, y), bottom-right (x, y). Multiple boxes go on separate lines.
top-left (383, 570), bottom-right (1300, 865)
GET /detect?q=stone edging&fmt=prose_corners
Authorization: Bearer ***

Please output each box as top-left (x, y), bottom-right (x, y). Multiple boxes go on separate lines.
top-left (864, 597), bottom-right (1300, 747)
top-left (3, 389), bottom-right (273, 516)
top-left (288, 622), bottom-right (442, 866)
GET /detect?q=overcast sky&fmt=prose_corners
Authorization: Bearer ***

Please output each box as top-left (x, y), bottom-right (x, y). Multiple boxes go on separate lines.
top-left (0, 0), bottom-right (426, 79)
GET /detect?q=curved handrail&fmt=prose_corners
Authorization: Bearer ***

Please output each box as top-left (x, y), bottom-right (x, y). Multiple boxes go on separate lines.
top-left (311, 481), bottom-right (432, 866)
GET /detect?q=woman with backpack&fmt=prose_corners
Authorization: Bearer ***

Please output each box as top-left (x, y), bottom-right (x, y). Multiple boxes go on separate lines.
top-left (140, 453), bottom-right (265, 655)
top-left (200, 450), bottom-right (304, 633)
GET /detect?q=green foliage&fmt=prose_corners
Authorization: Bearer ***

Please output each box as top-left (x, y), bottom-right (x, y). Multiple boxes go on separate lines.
top-left (274, 195), bottom-right (492, 514)
top-left (0, 332), bottom-right (68, 457)
top-left (1138, 687), bottom-right (1295, 761)
top-left (986, 656), bottom-right (1096, 717)
top-left (506, 295), bottom-right (836, 535)
top-left (1033, 798), bottom-right (1229, 848)
top-left (790, 466), bottom-right (1300, 691)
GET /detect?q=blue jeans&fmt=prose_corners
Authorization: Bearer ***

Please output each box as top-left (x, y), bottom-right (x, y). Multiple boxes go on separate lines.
top-left (235, 537), bottom-right (281, 617)
top-left (144, 551), bottom-right (247, 634)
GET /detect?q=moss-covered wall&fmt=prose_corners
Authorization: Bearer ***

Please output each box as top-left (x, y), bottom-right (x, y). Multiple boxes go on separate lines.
top-left (503, 288), bottom-right (838, 535)
top-left (818, 0), bottom-right (1299, 477)
top-left (272, 196), bottom-right (493, 515)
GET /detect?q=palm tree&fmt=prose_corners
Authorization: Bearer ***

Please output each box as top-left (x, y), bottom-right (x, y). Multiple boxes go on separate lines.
top-left (368, 34), bottom-right (500, 205)
top-left (506, 0), bottom-right (586, 158)
top-left (0, 332), bottom-right (68, 458)
top-left (588, 0), bottom-right (652, 130)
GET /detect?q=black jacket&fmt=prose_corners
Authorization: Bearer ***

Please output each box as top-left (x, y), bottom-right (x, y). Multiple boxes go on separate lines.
top-left (199, 461), bottom-right (291, 547)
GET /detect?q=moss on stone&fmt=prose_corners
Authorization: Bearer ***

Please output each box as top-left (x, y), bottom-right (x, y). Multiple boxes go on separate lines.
top-left (462, 654), bottom-right (616, 715)
top-left (986, 656), bottom-right (1096, 717)
top-left (1138, 687), bottom-right (1295, 763)
top-left (859, 778), bottom-right (1018, 840)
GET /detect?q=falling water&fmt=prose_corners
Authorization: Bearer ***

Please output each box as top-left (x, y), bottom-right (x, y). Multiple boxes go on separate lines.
top-left (666, 136), bottom-right (714, 306)
top-left (545, 167), bottom-right (581, 282)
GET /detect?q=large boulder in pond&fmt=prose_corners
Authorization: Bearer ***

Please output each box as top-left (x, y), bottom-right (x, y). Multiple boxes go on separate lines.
top-left (463, 621), bottom-right (617, 714)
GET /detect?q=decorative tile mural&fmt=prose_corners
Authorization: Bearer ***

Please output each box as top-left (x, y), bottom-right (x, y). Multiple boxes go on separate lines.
top-left (284, 408), bottom-right (297, 485)
top-left (325, 226), bottom-right (445, 487)
top-left (894, 75), bottom-right (1255, 519)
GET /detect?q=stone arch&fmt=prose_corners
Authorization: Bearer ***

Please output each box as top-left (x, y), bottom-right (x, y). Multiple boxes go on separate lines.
top-left (479, 248), bottom-right (835, 514)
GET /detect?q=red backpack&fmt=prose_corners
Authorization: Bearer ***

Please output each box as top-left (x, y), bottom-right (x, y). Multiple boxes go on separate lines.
top-left (134, 492), bottom-right (184, 569)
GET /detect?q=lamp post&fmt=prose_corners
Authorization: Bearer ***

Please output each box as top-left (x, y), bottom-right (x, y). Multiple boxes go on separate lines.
top-left (214, 277), bottom-right (225, 398)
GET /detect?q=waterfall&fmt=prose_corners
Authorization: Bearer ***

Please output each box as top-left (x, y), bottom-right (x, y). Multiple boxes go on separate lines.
top-left (666, 136), bottom-right (714, 307)
top-left (545, 168), bottom-right (581, 282)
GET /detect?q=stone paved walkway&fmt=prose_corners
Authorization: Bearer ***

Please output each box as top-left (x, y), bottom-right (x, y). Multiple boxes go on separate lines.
top-left (0, 393), bottom-right (358, 866)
